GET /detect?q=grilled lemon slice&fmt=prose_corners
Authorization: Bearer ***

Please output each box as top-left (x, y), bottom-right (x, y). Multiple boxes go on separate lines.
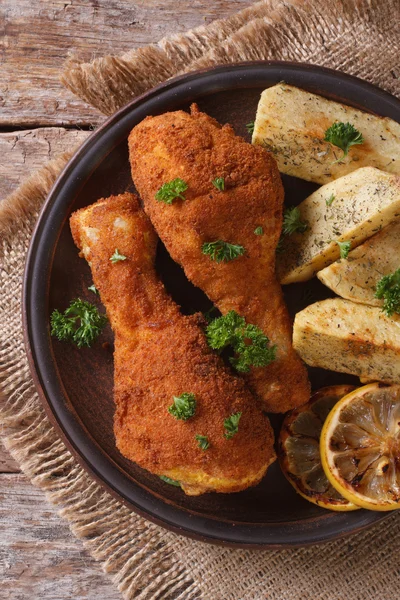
top-left (321, 383), bottom-right (400, 511)
top-left (279, 385), bottom-right (359, 511)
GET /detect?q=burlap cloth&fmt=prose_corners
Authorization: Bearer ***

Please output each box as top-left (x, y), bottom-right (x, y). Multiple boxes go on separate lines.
top-left (1, 1), bottom-right (400, 598)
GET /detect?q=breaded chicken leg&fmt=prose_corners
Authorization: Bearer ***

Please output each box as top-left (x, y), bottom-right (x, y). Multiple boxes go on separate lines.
top-left (70, 193), bottom-right (275, 495)
top-left (128, 106), bottom-right (310, 413)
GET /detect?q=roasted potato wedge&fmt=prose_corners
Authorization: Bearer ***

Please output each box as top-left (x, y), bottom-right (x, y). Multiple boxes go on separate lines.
top-left (317, 220), bottom-right (400, 306)
top-left (252, 83), bottom-right (400, 184)
top-left (276, 167), bottom-right (400, 284)
top-left (293, 298), bottom-right (400, 384)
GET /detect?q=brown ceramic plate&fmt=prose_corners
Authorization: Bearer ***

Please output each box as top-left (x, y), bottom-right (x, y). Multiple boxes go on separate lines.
top-left (23, 62), bottom-right (400, 548)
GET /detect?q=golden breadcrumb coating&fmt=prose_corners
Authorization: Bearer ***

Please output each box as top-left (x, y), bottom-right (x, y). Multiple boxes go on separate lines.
top-left (128, 105), bottom-right (310, 412)
top-left (70, 193), bottom-right (275, 495)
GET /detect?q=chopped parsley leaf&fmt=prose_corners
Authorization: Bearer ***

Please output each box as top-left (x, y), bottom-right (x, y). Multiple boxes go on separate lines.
top-left (212, 177), bottom-right (225, 191)
top-left (326, 194), bottom-right (335, 207)
top-left (159, 475), bottom-right (181, 487)
top-left (224, 412), bottom-right (242, 439)
top-left (202, 240), bottom-right (245, 263)
top-left (324, 122), bottom-right (364, 163)
top-left (155, 178), bottom-right (188, 204)
top-left (50, 299), bottom-right (107, 348)
top-left (110, 249), bottom-right (127, 263)
top-left (246, 121), bottom-right (255, 135)
top-left (282, 207), bottom-right (308, 236)
top-left (337, 240), bottom-right (351, 259)
top-left (168, 393), bottom-right (196, 420)
top-left (206, 310), bottom-right (276, 373)
top-left (195, 435), bottom-right (210, 450)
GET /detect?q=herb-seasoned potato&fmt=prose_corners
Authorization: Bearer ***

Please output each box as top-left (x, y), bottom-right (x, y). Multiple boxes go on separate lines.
top-left (252, 83), bottom-right (400, 184)
top-left (276, 167), bottom-right (400, 284)
top-left (317, 220), bottom-right (400, 306)
top-left (293, 298), bottom-right (400, 384)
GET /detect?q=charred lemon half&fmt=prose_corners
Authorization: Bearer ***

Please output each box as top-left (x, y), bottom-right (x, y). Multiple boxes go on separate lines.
top-left (321, 383), bottom-right (400, 511)
top-left (279, 385), bottom-right (359, 511)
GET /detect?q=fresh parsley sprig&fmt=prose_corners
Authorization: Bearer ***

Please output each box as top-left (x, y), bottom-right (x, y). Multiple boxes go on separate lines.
top-left (337, 240), bottom-right (351, 259)
top-left (168, 393), bottom-right (196, 421)
top-left (155, 178), bottom-right (188, 204)
top-left (375, 269), bottom-right (400, 316)
top-left (50, 299), bottom-right (107, 348)
top-left (212, 177), bottom-right (225, 191)
top-left (224, 412), bottom-right (242, 439)
top-left (202, 241), bottom-right (245, 263)
top-left (324, 122), bottom-right (364, 163)
top-left (207, 310), bottom-right (242, 350)
top-left (206, 310), bottom-right (277, 373)
top-left (195, 434), bottom-right (210, 450)
top-left (231, 324), bottom-right (276, 372)
top-left (254, 226), bottom-right (263, 235)
top-left (282, 207), bottom-right (308, 236)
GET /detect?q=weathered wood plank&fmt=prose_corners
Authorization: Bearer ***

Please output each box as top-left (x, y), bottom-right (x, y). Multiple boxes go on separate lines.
top-left (0, 127), bottom-right (89, 201)
top-left (0, 474), bottom-right (121, 599)
top-left (2, 0), bottom-right (253, 127)
top-left (0, 444), bottom-right (19, 473)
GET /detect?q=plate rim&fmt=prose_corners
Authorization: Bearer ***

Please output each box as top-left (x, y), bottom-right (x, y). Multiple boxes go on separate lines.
top-left (23, 60), bottom-right (397, 548)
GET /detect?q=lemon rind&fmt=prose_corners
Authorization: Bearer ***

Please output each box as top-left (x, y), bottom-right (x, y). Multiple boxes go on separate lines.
top-left (320, 383), bottom-right (400, 512)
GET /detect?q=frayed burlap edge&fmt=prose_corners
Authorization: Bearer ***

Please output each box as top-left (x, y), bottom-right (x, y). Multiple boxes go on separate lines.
top-left (62, 0), bottom-right (400, 117)
top-left (61, 0), bottom-right (272, 115)
top-left (0, 157), bottom-right (200, 600)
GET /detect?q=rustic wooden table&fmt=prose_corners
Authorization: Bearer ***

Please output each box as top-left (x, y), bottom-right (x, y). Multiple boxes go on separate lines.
top-left (0, 1), bottom-right (253, 598)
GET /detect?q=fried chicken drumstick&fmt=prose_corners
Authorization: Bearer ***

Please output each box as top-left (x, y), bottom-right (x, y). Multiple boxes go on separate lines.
top-left (128, 105), bottom-right (310, 413)
top-left (70, 193), bottom-right (275, 495)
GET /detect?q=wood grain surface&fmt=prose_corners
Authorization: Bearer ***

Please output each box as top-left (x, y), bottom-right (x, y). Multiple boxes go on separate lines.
top-left (2, 0), bottom-right (252, 127)
top-left (0, 444), bottom-right (18, 473)
top-left (0, 1), bottom-right (253, 597)
top-left (0, 475), bottom-right (121, 600)
top-left (0, 128), bottom-right (89, 200)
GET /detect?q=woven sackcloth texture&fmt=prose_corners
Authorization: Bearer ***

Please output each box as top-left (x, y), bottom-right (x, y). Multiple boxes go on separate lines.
top-left (1, 0), bottom-right (400, 598)
top-left (62, 0), bottom-right (400, 113)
